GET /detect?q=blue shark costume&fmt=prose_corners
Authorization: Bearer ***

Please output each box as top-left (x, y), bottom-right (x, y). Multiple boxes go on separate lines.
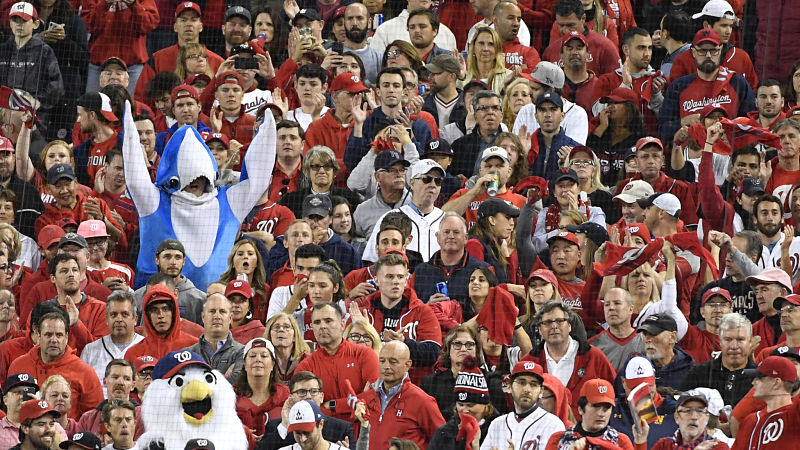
top-left (122, 103), bottom-right (276, 291)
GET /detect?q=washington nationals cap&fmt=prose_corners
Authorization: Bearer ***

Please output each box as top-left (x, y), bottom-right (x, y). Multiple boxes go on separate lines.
top-left (580, 379), bottom-right (615, 405)
top-left (3, 373), bottom-right (38, 395)
top-left (225, 279), bottom-right (253, 299)
top-left (288, 400), bottom-right (324, 433)
top-left (744, 356), bottom-right (797, 383)
top-left (59, 431), bottom-right (103, 450)
top-left (511, 360), bottom-right (544, 382)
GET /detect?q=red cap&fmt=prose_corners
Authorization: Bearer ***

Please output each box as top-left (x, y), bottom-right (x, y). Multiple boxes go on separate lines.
top-left (225, 279), bottom-right (252, 299)
top-left (580, 379), bottom-right (615, 406)
top-left (752, 356), bottom-right (797, 383)
top-left (170, 84), bottom-right (199, 105)
top-left (133, 355), bottom-right (157, 372)
top-left (185, 73), bottom-right (211, 86)
top-left (774, 294), bottom-right (800, 310)
top-left (701, 287), bottom-right (733, 305)
top-left (636, 136), bottom-right (664, 152)
top-left (700, 102), bottom-right (728, 120)
top-left (37, 224), bottom-right (65, 248)
top-left (332, 5), bottom-right (346, 21)
top-left (215, 71), bottom-right (244, 90)
top-left (627, 223), bottom-right (651, 244)
top-left (143, 284), bottom-right (177, 305)
top-left (0, 136), bottom-right (14, 152)
top-left (330, 73), bottom-right (369, 94)
top-left (526, 268), bottom-right (558, 287)
top-left (175, 1), bottom-right (201, 18)
top-left (561, 30), bottom-right (588, 48)
top-left (547, 231), bottom-right (580, 247)
top-left (9, 2), bottom-right (37, 21)
top-left (19, 399), bottom-right (59, 423)
top-left (693, 28), bottom-right (722, 47)
top-left (511, 360), bottom-right (544, 381)
top-left (201, 131), bottom-right (230, 149)
top-left (568, 145), bottom-right (594, 161)
top-left (600, 87), bottom-right (639, 105)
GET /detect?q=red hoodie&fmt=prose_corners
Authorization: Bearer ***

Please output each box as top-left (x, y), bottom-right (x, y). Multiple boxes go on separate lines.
top-left (0, 322), bottom-right (93, 382)
top-left (83, 0), bottom-right (160, 65)
top-left (9, 344), bottom-right (103, 418)
top-left (21, 278), bottom-right (112, 331)
top-left (33, 193), bottom-right (125, 247)
top-left (124, 286), bottom-right (197, 361)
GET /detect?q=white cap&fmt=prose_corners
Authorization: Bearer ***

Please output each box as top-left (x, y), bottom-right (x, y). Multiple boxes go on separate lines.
top-left (693, 387), bottom-right (724, 416)
top-left (408, 159), bottom-right (445, 180)
top-left (692, 0), bottom-right (735, 19)
top-left (625, 356), bottom-right (655, 380)
top-left (637, 192), bottom-right (681, 218)
top-left (613, 180), bottom-right (654, 204)
top-left (530, 61), bottom-right (565, 89)
top-left (480, 146), bottom-right (511, 165)
top-left (287, 400), bottom-right (323, 433)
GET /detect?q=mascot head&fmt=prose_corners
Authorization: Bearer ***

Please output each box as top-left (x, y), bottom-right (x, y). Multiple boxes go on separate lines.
top-left (155, 126), bottom-right (218, 195)
top-left (138, 350), bottom-right (246, 450)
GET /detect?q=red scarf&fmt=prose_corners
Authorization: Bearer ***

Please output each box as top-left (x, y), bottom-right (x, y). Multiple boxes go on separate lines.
top-left (527, 129), bottom-right (541, 166)
top-left (544, 200), bottom-right (591, 232)
top-left (687, 118), bottom-right (781, 155)
top-left (594, 239), bottom-right (665, 277)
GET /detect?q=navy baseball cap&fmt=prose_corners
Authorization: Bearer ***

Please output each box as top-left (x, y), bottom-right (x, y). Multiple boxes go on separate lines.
top-left (153, 350), bottom-right (211, 380)
top-left (534, 92), bottom-right (563, 109)
top-left (423, 138), bottom-right (453, 157)
top-left (374, 150), bottom-right (410, 171)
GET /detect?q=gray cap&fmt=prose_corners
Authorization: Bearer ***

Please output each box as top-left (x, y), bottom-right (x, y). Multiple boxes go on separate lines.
top-left (224, 5), bottom-right (250, 23)
top-left (425, 54), bottom-right (460, 74)
top-left (530, 61), bottom-right (565, 89)
top-left (302, 194), bottom-right (332, 218)
top-left (58, 232), bottom-right (87, 249)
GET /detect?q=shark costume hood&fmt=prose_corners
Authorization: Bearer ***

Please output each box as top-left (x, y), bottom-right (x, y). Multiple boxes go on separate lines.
top-left (123, 102), bottom-right (276, 291)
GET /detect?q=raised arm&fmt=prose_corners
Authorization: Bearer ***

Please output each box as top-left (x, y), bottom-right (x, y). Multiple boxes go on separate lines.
top-left (122, 102), bottom-right (160, 216)
top-left (14, 115), bottom-right (36, 182)
top-left (227, 113), bottom-right (277, 221)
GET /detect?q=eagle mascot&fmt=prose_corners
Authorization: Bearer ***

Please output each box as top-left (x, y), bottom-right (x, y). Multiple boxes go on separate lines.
top-left (136, 350), bottom-right (248, 449)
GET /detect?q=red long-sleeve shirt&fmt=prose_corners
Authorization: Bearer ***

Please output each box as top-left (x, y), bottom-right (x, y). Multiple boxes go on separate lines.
top-left (83, 0), bottom-right (160, 65)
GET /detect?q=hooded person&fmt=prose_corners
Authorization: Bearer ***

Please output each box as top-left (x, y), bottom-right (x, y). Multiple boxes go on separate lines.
top-left (541, 372), bottom-right (575, 428)
top-left (121, 99), bottom-right (277, 291)
top-left (124, 285), bottom-right (198, 361)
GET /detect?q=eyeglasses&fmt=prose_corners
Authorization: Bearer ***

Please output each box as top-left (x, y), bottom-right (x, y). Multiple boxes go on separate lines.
top-left (475, 104), bottom-right (501, 112)
top-left (86, 239), bottom-right (106, 248)
top-left (538, 318), bottom-right (569, 328)
top-left (386, 50), bottom-right (401, 58)
top-left (309, 163), bottom-right (335, 172)
top-left (678, 408), bottom-right (709, 416)
top-left (780, 305), bottom-right (800, 314)
top-left (451, 341), bottom-right (476, 350)
top-left (404, 82), bottom-right (417, 90)
top-left (347, 333), bottom-right (372, 343)
top-left (138, 371), bottom-right (153, 380)
top-left (414, 175), bottom-right (443, 186)
top-left (694, 47), bottom-right (721, 56)
top-left (0, 264), bottom-right (11, 273)
top-left (292, 388), bottom-right (322, 398)
top-left (570, 160), bottom-right (594, 167)
top-left (186, 53), bottom-right (207, 60)
top-left (378, 167), bottom-right (407, 175)
top-left (705, 302), bottom-right (731, 310)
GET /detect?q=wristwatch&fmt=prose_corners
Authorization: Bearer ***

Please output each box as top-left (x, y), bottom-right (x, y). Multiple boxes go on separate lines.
top-left (328, 400), bottom-right (336, 413)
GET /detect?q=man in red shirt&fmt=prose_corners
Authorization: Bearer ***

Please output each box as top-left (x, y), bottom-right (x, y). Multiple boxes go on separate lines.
top-left (542, 0), bottom-right (620, 76)
top-left (733, 356), bottom-right (800, 449)
top-left (268, 220), bottom-right (314, 290)
top-left (443, 147), bottom-right (526, 228)
top-left (746, 268), bottom-right (790, 356)
top-left (558, 31), bottom-right (598, 113)
top-left (93, 147), bottom-right (138, 258)
top-left (547, 231), bottom-right (585, 308)
top-left (295, 302), bottom-right (379, 422)
top-left (749, 80), bottom-right (786, 131)
top-left (73, 92), bottom-right (119, 187)
top-left (670, 0), bottom-right (758, 90)
top-left (679, 287), bottom-right (731, 363)
top-left (267, 120), bottom-right (304, 204)
top-left (211, 71), bottom-right (255, 151)
top-left (151, 2), bottom-right (224, 75)
top-left (494, 1), bottom-right (540, 73)
top-left (766, 120), bottom-right (800, 219)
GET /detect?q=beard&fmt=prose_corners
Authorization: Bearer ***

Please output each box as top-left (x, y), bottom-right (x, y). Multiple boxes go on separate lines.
top-left (757, 221), bottom-right (781, 238)
top-left (345, 26), bottom-right (369, 43)
top-left (698, 59), bottom-right (719, 74)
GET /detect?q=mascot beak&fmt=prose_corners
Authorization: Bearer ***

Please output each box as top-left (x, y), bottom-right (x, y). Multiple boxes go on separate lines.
top-left (181, 380), bottom-right (214, 426)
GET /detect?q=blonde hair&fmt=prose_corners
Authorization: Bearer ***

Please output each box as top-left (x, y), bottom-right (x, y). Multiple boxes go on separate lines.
top-left (559, 210), bottom-right (587, 227)
top-left (563, 148), bottom-right (609, 194)
top-left (0, 223), bottom-right (21, 261)
top-left (344, 319), bottom-right (382, 354)
top-left (265, 313), bottom-right (311, 360)
top-left (468, 27), bottom-right (506, 87)
top-left (502, 78), bottom-right (532, 129)
top-left (41, 374), bottom-right (71, 398)
top-left (176, 42), bottom-right (214, 80)
top-left (622, 262), bottom-right (662, 306)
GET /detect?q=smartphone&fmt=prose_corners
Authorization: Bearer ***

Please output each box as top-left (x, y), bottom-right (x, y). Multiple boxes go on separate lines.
top-left (331, 41), bottom-right (344, 55)
top-left (48, 22), bottom-right (65, 31)
top-left (234, 57), bottom-right (259, 70)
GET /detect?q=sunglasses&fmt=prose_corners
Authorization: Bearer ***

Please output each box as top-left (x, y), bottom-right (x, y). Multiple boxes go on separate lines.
top-left (414, 175), bottom-right (443, 186)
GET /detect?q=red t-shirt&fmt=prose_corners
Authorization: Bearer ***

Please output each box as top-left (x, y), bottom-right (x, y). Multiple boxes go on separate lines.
top-left (557, 277), bottom-right (586, 310)
top-left (733, 396), bottom-right (800, 450)
top-left (765, 159), bottom-right (800, 220)
top-left (241, 201), bottom-right (296, 237)
top-left (87, 263), bottom-right (134, 287)
top-left (86, 132), bottom-right (119, 184)
top-left (502, 39), bottom-right (540, 73)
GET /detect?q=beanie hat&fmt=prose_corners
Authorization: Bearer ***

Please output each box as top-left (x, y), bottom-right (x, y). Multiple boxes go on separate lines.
top-left (453, 356), bottom-right (489, 404)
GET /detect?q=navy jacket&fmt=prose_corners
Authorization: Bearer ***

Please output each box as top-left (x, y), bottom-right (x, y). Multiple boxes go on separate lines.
top-left (655, 346), bottom-right (695, 391)
top-left (344, 107), bottom-right (432, 170)
top-left (154, 120), bottom-right (210, 156)
top-left (421, 89), bottom-right (465, 126)
top-left (412, 250), bottom-right (490, 304)
top-left (529, 128), bottom-right (580, 179)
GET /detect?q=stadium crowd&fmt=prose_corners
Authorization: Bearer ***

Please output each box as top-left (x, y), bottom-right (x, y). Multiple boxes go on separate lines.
top-left (0, 0), bottom-right (799, 448)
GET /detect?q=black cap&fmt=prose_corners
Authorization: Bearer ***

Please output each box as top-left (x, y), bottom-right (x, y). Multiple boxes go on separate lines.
top-left (374, 150), bottom-right (410, 171)
top-left (566, 222), bottom-right (609, 247)
top-left (185, 438), bottom-right (215, 450)
top-left (623, 146), bottom-right (637, 161)
top-left (770, 345), bottom-right (800, 363)
top-left (224, 5), bottom-right (251, 23)
top-left (423, 138), bottom-right (453, 157)
top-left (47, 163), bottom-right (75, 185)
top-left (156, 239), bottom-right (185, 255)
top-left (638, 313), bottom-right (678, 335)
top-left (302, 194), bottom-right (332, 218)
top-left (292, 8), bottom-right (321, 26)
top-left (477, 198), bottom-right (521, 220)
top-left (3, 373), bottom-right (38, 395)
top-left (58, 232), bottom-right (88, 249)
top-left (59, 431), bottom-right (103, 450)
top-left (534, 92), bottom-right (563, 109)
top-left (550, 167), bottom-right (579, 184)
top-left (740, 177), bottom-right (766, 197)
top-left (100, 57), bottom-right (127, 71)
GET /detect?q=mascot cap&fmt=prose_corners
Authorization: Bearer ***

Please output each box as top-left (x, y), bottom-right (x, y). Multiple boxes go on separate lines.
top-left (288, 400), bottom-right (323, 433)
top-left (153, 350), bottom-right (211, 380)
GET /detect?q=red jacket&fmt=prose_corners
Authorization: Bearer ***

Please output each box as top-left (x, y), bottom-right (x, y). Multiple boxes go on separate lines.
top-left (516, 0), bottom-right (557, 52)
top-left (617, 172), bottom-right (698, 225)
top-left (521, 339), bottom-right (616, 414)
top-left (152, 44), bottom-right (225, 74)
top-left (295, 339), bottom-right (379, 422)
top-left (679, 325), bottom-right (720, 364)
top-left (33, 193), bottom-right (125, 246)
top-left (124, 287), bottom-right (197, 361)
top-left (9, 345), bottom-right (104, 419)
top-left (344, 265), bottom-right (376, 291)
top-left (83, 0), bottom-right (159, 65)
top-left (502, 39), bottom-right (541, 73)
top-left (235, 383), bottom-right (289, 436)
top-left (357, 377), bottom-right (445, 450)
top-left (77, 402), bottom-right (145, 440)
top-left (670, 45), bottom-right (758, 90)
top-left (219, 107), bottom-right (256, 153)
top-left (36, 295), bottom-right (110, 341)
top-left (0, 323), bottom-right (93, 382)
top-left (542, 28), bottom-right (621, 75)
top-left (20, 278), bottom-right (111, 331)
top-left (354, 287), bottom-right (443, 383)
top-left (304, 109), bottom-right (353, 183)
top-left (549, 13), bottom-right (620, 48)
top-left (752, 316), bottom-right (785, 356)
top-left (231, 320), bottom-right (266, 345)
top-left (562, 72), bottom-right (600, 113)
